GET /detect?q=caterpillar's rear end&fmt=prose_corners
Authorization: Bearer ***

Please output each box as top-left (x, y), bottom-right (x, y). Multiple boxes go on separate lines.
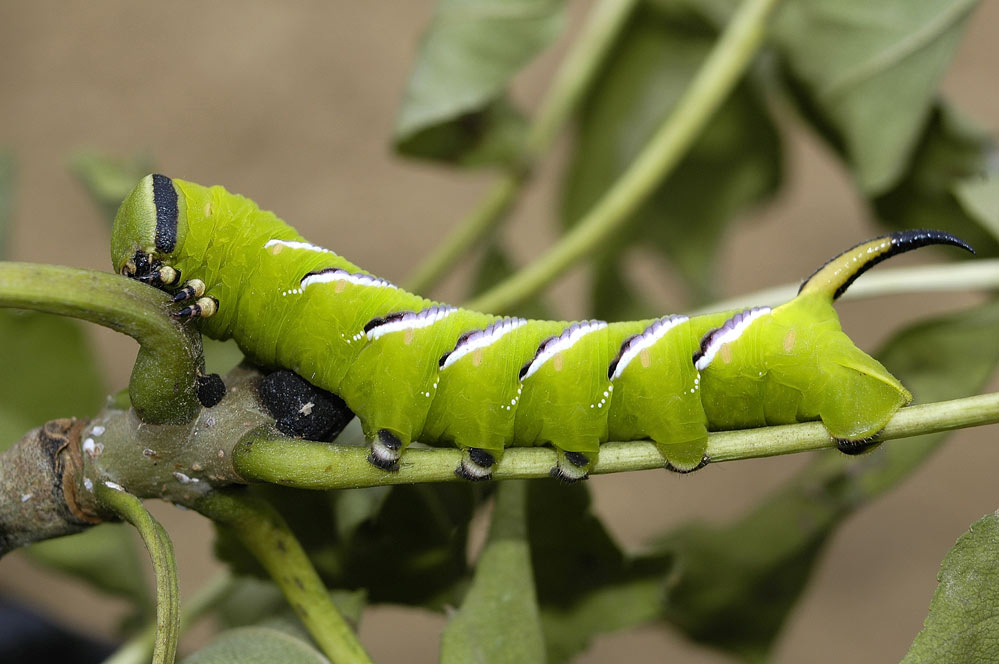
top-left (111, 175), bottom-right (975, 481)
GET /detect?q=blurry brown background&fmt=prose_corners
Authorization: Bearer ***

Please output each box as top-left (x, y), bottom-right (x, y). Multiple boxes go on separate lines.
top-left (1, 2), bottom-right (996, 662)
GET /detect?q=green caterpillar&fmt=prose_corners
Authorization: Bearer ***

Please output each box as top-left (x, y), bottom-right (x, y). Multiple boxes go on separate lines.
top-left (111, 174), bottom-right (974, 481)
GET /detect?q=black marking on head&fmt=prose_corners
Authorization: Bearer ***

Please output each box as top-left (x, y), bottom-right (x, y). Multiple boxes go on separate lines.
top-left (363, 311), bottom-right (408, 334)
top-left (196, 374), bottom-right (226, 408)
top-left (519, 336), bottom-right (556, 380)
top-left (377, 429), bottom-right (402, 451)
top-left (564, 451), bottom-right (590, 468)
top-left (258, 370), bottom-right (355, 441)
top-left (608, 334), bottom-right (639, 380)
top-left (799, 230), bottom-right (975, 300)
top-left (468, 447), bottom-right (496, 468)
top-left (664, 454), bottom-right (710, 474)
top-left (151, 174), bottom-right (179, 253)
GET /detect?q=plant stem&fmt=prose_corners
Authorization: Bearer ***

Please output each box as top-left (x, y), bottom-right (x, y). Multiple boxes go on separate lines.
top-left (403, 0), bottom-right (640, 295)
top-left (94, 482), bottom-right (180, 664)
top-left (232, 393), bottom-right (998, 490)
top-left (194, 489), bottom-right (373, 664)
top-left (103, 573), bottom-right (234, 664)
top-left (466, 0), bottom-right (783, 313)
top-left (689, 259), bottom-right (999, 315)
top-left (0, 262), bottom-right (203, 424)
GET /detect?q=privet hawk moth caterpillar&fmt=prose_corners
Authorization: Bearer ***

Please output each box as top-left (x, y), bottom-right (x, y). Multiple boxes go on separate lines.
top-left (111, 174), bottom-right (975, 481)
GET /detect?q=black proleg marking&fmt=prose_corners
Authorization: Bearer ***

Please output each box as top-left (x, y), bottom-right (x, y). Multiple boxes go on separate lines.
top-left (151, 174), bottom-right (178, 253)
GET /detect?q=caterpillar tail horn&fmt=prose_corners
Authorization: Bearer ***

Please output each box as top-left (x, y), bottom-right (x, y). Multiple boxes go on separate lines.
top-left (797, 230), bottom-right (974, 301)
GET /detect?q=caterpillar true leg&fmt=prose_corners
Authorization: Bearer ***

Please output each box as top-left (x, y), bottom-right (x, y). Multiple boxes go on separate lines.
top-left (173, 296), bottom-right (218, 320)
top-left (172, 278), bottom-right (206, 303)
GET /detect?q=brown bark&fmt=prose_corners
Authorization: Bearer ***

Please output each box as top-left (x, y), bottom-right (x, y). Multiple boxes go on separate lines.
top-left (0, 418), bottom-right (104, 556)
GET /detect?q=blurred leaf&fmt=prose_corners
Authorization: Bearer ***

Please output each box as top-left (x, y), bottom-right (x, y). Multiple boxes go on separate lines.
top-left (526, 479), bottom-right (673, 662)
top-left (441, 481), bottom-right (545, 663)
top-left (563, 7), bottom-right (780, 308)
top-left (181, 626), bottom-right (329, 664)
top-left (0, 310), bottom-right (104, 450)
top-left (213, 483), bottom-right (480, 609)
top-left (873, 104), bottom-right (999, 257)
top-left (902, 510), bottom-right (999, 664)
top-left (69, 150), bottom-right (153, 223)
top-left (541, 570), bottom-right (667, 664)
top-left (397, 98), bottom-right (528, 168)
top-left (470, 243), bottom-right (554, 319)
top-left (953, 172), bottom-right (999, 244)
top-left (394, 0), bottom-right (565, 167)
top-left (651, 299), bottom-right (999, 660)
top-left (334, 485), bottom-right (392, 543)
top-left (0, 150), bottom-right (14, 260)
top-left (217, 577), bottom-right (365, 642)
top-left (25, 525), bottom-right (150, 612)
top-left (774, 0), bottom-right (977, 193)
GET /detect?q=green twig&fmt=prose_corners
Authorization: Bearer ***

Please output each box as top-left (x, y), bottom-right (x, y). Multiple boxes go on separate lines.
top-left (94, 482), bottom-right (180, 664)
top-left (403, 0), bottom-right (640, 294)
top-left (466, 0), bottom-right (783, 313)
top-left (232, 393), bottom-right (998, 490)
top-left (689, 259), bottom-right (999, 315)
top-left (193, 489), bottom-right (373, 664)
top-left (103, 572), bottom-right (234, 664)
top-left (0, 262), bottom-right (202, 424)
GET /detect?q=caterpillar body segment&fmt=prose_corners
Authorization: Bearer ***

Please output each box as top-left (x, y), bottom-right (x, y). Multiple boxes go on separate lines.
top-left (111, 175), bottom-right (975, 479)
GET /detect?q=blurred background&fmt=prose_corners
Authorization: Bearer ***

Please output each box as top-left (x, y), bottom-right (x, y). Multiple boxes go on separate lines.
top-left (0, 2), bottom-right (996, 662)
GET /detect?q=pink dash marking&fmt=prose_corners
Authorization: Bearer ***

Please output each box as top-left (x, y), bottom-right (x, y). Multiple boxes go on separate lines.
top-left (440, 318), bottom-right (527, 370)
top-left (520, 320), bottom-right (607, 381)
top-left (365, 305), bottom-right (457, 342)
top-left (609, 315), bottom-right (688, 381)
top-left (694, 307), bottom-right (771, 371)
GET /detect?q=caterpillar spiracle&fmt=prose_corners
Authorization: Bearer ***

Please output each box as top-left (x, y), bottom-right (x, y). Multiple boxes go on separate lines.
top-left (111, 174), bottom-right (975, 481)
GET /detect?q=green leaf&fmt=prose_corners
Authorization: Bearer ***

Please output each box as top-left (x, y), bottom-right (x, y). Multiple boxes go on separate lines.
top-left (218, 577), bottom-right (365, 641)
top-left (563, 7), bottom-right (780, 308)
top-left (902, 510), bottom-right (999, 664)
top-left (0, 149), bottom-right (14, 260)
top-left (527, 480), bottom-right (672, 662)
top-left (0, 310), bottom-right (105, 450)
top-left (397, 97), bottom-right (529, 168)
top-left (774, 0), bottom-right (978, 193)
top-left (953, 172), bottom-right (999, 244)
top-left (26, 524), bottom-right (151, 611)
top-left (212, 483), bottom-right (480, 609)
top-left (394, 0), bottom-right (565, 167)
top-left (69, 150), bottom-right (154, 223)
top-left (873, 104), bottom-right (999, 257)
top-left (651, 300), bottom-right (999, 660)
top-left (441, 481), bottom-right (545, 663)
top-left (181, 626), bottom-right (330, 664)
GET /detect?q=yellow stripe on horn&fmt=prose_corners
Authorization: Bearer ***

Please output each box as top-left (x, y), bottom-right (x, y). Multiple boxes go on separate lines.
top-left (797, 230), bottom-right (975, 300)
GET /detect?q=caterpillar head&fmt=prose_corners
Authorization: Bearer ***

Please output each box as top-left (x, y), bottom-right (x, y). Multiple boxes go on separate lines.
top-left (111, 174), bottom-right (186, 288)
